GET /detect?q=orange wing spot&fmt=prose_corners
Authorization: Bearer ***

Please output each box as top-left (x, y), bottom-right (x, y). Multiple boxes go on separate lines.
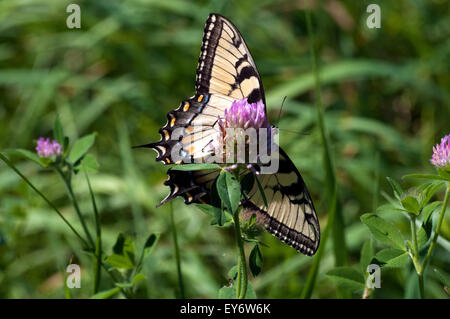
top-left (183, 103), bottom-right (190, 112)
top-left (186, 192), bottom-right (193, 202)
top-left (183, 135), bottom-right (196, 143)
top-left (197, 95), bottom-right (204, 102)
top-left (164, 130), bottom-right (170, 140)
top-left (165, 158), bottom-right (171, 164)
top-left (185, 126), bottom-right (194, 133)
top-left (189, 145), bottom-right (195, 154)
top-left (170, 117), bottom-right (176, 127)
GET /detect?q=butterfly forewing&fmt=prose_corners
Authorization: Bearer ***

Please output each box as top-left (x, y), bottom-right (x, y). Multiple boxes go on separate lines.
top-left (196, 14), bottom-right (265, 106)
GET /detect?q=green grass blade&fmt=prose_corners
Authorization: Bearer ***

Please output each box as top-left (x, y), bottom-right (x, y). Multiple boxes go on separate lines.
top-left (170, 203), bottom-right (186, 298)
top-left (84, 169), bottom-right (102, 294)
top-left (301, 184), bottom-right (338, 298)
top-left (300, 8), bottom-right (348, 298)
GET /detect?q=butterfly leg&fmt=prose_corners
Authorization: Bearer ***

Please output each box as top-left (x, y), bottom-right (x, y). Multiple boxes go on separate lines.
top-left (223, 164), bottom-right (238, 171)
top-left (246, 163), bottom-right (260, 175)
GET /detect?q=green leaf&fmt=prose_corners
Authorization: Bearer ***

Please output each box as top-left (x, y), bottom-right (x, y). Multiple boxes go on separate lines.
top-left (69, 133), bottom-right (96, 164)
top-left (53, 115), bottom-right (64, 146)
top-left (422, 201), bottom-right (442, 223)
top-left (240, 172), bottom-right (255, 197)
top-left (216, 170), bottom-right (241, 214)
top-left (403, 174), bottom-right (450, 182)
top-left (91, 287), bottom-right (121, 299)
top-left (217, 282), bottom-right (257, 299)
top-left (249, 244), bottom-right (263, 277)
top-left (217, 286), bottom-right (235, 299)
top-left (170, 163), bottom-right (221, 171)
top-left (209, 177), bottom-right (222, 208)
top-left (132, 273), bottom-right (146, 285)
top-left (113, 233), bottom-right (126, 254)
top-left (433, 268), bottom-right (450, 288)
top-left (360, 213), bottom-right (405, 250)
top-left (419, 182), bottom-right (444, 210)
top-left (375, 203), bottom-right (406, 215)
top-left (63, 136), bottom-right (70, 156)
top-left (196, 204), bottom-right (232, 227)
top-left (386, 177), bottom-right (403, 200)
top-left (360, 239), bottom-right (374, 273)
top-left (326, 267), bottom-right (365, 293)
top-left (243, 238), bottom-right (268, 247)
top-left (76, 154), bottom-right (99, 173)
top-left (142, 233), bottom-right (159, 259)
top-left (109, 233), bottom-right (135, 269)
top-left (115, 273), bottom-right (146, 288)
top-left (247, 213), bottom-right (257, 228)
top-left (437, 168), bottom-right (450, 181)
top-left (417, 225), bottom-right (430, 248)
top-left (401, 196), bottom-right (420, 215)
top-left (374, 248), bottom-right (409, 268)
top-left (405, 271), bottom-right (420, 299)
top-left (38, 157), bottom-right (53, 167)
top-left (2, 149), bottom-right (45, 167)
top-left (105, 254), bottom-right (134, 270)
top-left (417, 201), bottom-right (438, 248)
top-left (227, 265), bottom-right (238, 280)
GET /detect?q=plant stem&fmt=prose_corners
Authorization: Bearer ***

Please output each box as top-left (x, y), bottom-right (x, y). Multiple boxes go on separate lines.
top-left (303, 7), bottom-right (348, 298)
top-left (0, 153), bottom-right (89, 247)
top-left (362, 286), bottom-right (373, 299)
top-left (170, 207), bottom-right (185, 299)
top-left (56, 166), bottom-right (95, 248)
top-left (100, 261), bottom-right (132, 298)
top-left (233, 208), bottom-right (248, 299)
top-left (409, 215), bottom-right (424, 298)
top-left (84, 170), bottom-right (102, 294)
top-left (0, 154), bottom-right (133, 298)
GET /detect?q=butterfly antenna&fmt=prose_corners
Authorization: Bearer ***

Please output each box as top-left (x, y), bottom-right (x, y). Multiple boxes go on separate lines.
top-left (276, 96), bottom-right (287, 126)
top-left (275, 96), bottom-right (310, 135)
top-left (278, 128), bottom-right (310, 136)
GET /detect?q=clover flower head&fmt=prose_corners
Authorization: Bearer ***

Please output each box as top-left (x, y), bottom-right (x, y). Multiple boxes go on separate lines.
top-left (36, 137), bottom-right (62, 158)
top-left (211, 98), bottom-right (269, 163)
top-left (218, 98), bottom-right (268, 131)
top-left (430, 134), bottom-right (450, 169)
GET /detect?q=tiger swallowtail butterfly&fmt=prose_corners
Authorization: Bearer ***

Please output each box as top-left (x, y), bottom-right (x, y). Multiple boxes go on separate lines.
top-left (139, 14), bottom-right (320, 256)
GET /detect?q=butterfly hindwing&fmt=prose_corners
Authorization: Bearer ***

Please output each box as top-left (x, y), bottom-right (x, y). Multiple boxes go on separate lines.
top-left (158, 168), bottom-right (221, 207)
top-left (243, 148), bottom-right (320, 256)
top-left (158, 146), bottom-right (320, 255)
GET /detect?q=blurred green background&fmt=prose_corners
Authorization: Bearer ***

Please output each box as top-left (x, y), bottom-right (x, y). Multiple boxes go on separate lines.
top-left (0, 0), bottom-right (448, 298)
